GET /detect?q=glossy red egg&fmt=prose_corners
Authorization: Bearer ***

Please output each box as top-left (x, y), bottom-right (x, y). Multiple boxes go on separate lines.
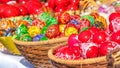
top-left (69, 0), bottom-right (79, 5)
top-left (55, 0), bottom-right (69, 6)
top-left (78, 30), bottom-right (91, 43)
top-left (68, 34), bottom-right (79, 48)
top-left (92, 31), bottom-right (107, 44)
top-left (110, 30), bottom-right (120, 44)
top-left (80, 42), bottom-right (98, 58)
top-left (99, 41), bottom-right (120, 56)
top-left (55, 45), bottom-right (81, 60)
top-left (88, 27), bottom-right (100, 35)
top-left (109, 12), bottom-right (120, 32)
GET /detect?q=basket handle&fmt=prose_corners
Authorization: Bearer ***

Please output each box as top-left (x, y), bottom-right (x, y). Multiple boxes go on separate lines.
top-left (107, 48), bottom-right (120, 68)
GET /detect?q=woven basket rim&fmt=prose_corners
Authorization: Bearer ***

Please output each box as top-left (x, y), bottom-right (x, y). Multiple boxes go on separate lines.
top-left (13, 37), bottom-right (68, 46)
top-left (48, 44), bottom-right (107, 65)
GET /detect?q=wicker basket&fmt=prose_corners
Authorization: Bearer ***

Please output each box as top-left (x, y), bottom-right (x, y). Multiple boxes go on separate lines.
top-left (48, 44), bottom-right (111, 68)
top-left (13, 37), bottom-right (68, 68)
top-left (107, 48), bottom-right (120, 68)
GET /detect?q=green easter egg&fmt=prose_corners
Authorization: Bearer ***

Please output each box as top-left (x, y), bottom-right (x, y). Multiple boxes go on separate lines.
top-left (46, 17), bottom-right (58, 26)
top-left (16, 24), bottom-right (28, 35)
top-left (40, 36), bottom-right (48, 41)
top-left (38, 12), bottom-right (51, 22)
top-left (41, 26), bottom-right (48, 34)
top-left (21, 34), bottom-right (32, 42)
top-left (22, 16), bottom-right (32, 25)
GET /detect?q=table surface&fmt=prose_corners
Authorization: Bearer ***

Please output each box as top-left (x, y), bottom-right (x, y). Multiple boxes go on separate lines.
top-left (0, 50), bottom-right (34, 68)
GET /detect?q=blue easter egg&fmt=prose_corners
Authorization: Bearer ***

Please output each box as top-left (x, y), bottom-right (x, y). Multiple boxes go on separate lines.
top-left (70, 20), bottom-right (79, 25)
top-left (33, 34), bottom-right (44, 41)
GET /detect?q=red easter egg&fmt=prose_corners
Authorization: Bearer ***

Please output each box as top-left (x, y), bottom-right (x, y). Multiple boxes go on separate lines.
top-left (54, 5), bottom-right (66, 12)
top-left (55, 0), bottom-right (69, 6)
top-left (69, 0), bottom-right (79, 5)
top-left (48, 0), bottom-right (55, 9)
top-left (3, 5), bottom-right (20, 18)
top-left (0, 4), bottom-right (9, 18)
top-left (27, 0), bottom-right (43, 14)
top-left (99, 41), bottom-right (120, 56)
top-left (68, 34), bottom-right (79, 48)
top-left (78, 30), bottom-right (91, 43)
top-left (80, 42), bottom-right (98, 58)
top-left (92, 31), bottom-right (107, 44)
top-left (57, 11), bottom-right (71, 24)
top-left (0, 0), bottom-right (10, 3)
top-left (16, 5), bottom-right (28, 16)
top-left (109, 12), bottom-right (120, 22)
top-left (55, 45), bottom-right (81, 60)
top-left (45, 24), bottom-right (60, 39)
top-left (88, 27), bottom-right (100, 35)
top-left (18, 0), bottom-right (29, 4)
top-left (32, 19), bottom-right (46, 30)
top-left (67, 4), bottom-right (79, 10)
top-left (110, 30), bottom-right (120, 44)
top-left (109, 12), bottom-right (120, 32)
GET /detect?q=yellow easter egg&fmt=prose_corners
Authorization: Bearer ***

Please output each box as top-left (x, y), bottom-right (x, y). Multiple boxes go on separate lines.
top-left (65, 27), bottom-right (78, 36)
top-left (28, 26), bottom-right (41, 37)
top-left (59, 24), bottom-right (66, 33)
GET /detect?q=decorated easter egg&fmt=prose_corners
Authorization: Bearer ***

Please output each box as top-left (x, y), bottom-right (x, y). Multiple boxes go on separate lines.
top-left (54, 6), bottom-right (66, 17)
top-left (28, 26), bottom-right (41, 37)
top-left (57, 11), bottom-right (70, 24)
top-left (79, 19), bottom-right (90, 31)
top-left (109, 12), bottom-right (120, 32)
top-left (41, 26), bottom-right (48, 34)
top-left (15, 24), bottom-right (28, 36)
top-left (92, 31), bottom-right (107, 44)
top-left (78, 30), bottom-right (91, 43)
top-left (32, 19), bottom-right (46, 29)
top-left (80, 42), bottom-right (99, 58)
top-left (68, 34), bottom-right (79, 48)
top-left (99, 41), bottom-right (120, 56)
top-left (16, 20), bottom-right (30, 27)
top-left (54, 5), bottom-right (66, 13)
top-left (55, 45), bottom-right (81, 60)
top-left (90, 13), bottom-right (99, 19)
top-left (22, 16), bottom-right (33, 25)
top-left (42, 6), bottom-right (54, 17)
top-left (38, 12), bottom-right (51, 22)
top-left (94, 16), bottom-right (107, 30)
top-left (71, 15), bottom-right (80, 20)
top-left (55, 0), bottom-right (69, 6)
top-left (46, 17), bottom-right (58, 26)
top-left (80, 15), bottom-right (95, 26)
top-left (45, 24), bottom-right (60, 39)
top-left (110, 30), bottom-right (120, 44)
top-left (21, 34), bottom-right (32, 41)
top-left (64, 24), bottom-right (78, 36)
top-left (67, 4), bottom-right (80, 16)
top-left (40, 36), bottom-right (48, 41)
top-left (59, 24), bottom-right (66, 33)
top-left (33, 34), bottom-right (44, 41)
